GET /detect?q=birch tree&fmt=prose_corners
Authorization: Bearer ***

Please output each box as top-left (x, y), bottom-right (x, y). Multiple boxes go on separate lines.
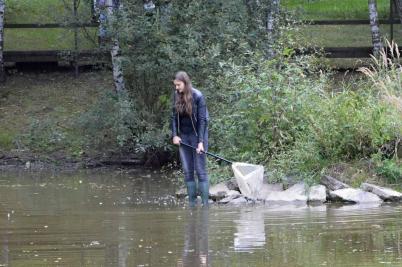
top-left (105, 0), bottom-right (125, 93)
top-left (143, 0), bottom-right (155, 11)
top-left (368, 0), bottom-right (382, 56)
top-left (0, 0), bottom-right (5, 82)
top-left (266, 0), bottom-right (280, 58)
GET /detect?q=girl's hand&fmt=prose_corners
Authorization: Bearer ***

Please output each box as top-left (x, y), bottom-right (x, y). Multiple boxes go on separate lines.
top-left (173, 136), bottom-right (181, 145)
top-left (196, 142), bottom-right (204, 154)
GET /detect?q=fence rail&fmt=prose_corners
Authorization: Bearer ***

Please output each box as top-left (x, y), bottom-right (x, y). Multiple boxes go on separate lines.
top-left (5, 23), bottom-right (99, 29)
top-left (4, 50), bottom-right (109, 63)
top-left (306, 19), bottom-right (400, 25)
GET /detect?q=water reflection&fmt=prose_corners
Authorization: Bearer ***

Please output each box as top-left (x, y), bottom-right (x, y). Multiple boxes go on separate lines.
top-left (2, 170), bottom-right (402, 266)
top-left (234, 207), bottom-right (266, 251)
top-left (177, 208), bottom-right (210, 267)
top-left (1, 215), bottom-right (9, 267)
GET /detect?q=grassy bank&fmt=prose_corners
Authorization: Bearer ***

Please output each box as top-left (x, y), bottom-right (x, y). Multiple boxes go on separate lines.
top-left (5, 0), bottom-right (96, 51)
top-left (0, 70), bottom-right (114, 152)
top-left (283, 0), bottom-right (390, 19)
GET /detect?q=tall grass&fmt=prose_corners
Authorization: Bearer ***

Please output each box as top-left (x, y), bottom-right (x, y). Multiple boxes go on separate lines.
top-left (358, 40), bottom-right (402, 124)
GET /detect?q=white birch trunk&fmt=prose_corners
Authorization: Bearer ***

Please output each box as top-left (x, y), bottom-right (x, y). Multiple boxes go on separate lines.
top-left (106, 0), bottom-right (125, 93)
top-left (266, 0), bottom-right (280, 58)
top-left (95, 0), bottom-right (107, 46)
top-left (0, 0), bottom-right (5, 82)
top-left (143, 0), bottom-right (155, 11)
top-left (368, 0), bottom-right (382, 56)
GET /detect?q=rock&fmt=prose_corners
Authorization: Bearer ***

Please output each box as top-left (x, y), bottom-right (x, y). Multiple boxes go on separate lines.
top-left (175, 187), bottom-right (187, 199)
top-left (256, 183), bottom-right (284, 200)
top-left (361, 183), bottom-right (402, 201)
top-left (308, 185), bottom-right (327, 203)
top-left (226, 178), bottom-right (239, 191)
top-left (228, 196), bottom-right (248, 204)
top-left (218, 191), bottom-right (242, 204)
top-left (209, 182), bottom-right (231, 201)
top-left (320, 175), bottom-right (350, 191)
top-left (329, 188), bottom-right (382, 203)
top-left (265, 182), bottom-right (308, 203)
top-left (227, 190), bottom-right (242, 197)
top-left (232, 162), bottom-right (264, 199)
top-left (286, 182), bottom-right (307, 194)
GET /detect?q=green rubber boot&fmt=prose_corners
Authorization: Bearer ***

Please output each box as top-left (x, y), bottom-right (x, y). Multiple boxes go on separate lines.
top-left (186, 181), bottom-right (197, 207)
top-left (198, 181), bottom-right (210, 206)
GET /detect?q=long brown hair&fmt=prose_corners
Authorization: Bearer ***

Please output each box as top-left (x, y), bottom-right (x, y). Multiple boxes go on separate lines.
top-left (174, 71), bottom-right (193, 116)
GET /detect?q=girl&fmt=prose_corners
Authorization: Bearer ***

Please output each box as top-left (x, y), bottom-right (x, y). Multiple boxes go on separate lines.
top-left (171, 71), bottom-right (209, 206)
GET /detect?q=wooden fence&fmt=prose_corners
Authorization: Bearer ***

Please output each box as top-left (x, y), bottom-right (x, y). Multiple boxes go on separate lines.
top-left (1, 1), bottom-right (402, 70)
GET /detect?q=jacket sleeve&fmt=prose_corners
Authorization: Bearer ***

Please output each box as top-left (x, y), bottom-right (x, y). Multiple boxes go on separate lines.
top-left (171, 92), bottom-right (178, 138)
top-left (196, 93), bottom-right (208, 143)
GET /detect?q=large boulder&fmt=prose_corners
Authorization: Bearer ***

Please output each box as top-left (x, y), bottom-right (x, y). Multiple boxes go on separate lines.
top-left (308, 185), bottom-right (327, 203)
top-left (256, 183), bottom-right (284, 200)
top-left (226, 178), bottom-right (240, 191)
top-left (209, 182), bottom-right (231, 201)
top-left (226, 196), bottom-right (248, 205)
top-left (265, 182), bottom-right (308, 203)
top-left (329, 188), bottom-right (382, 203)
top-left (320, 175), bottom-right (350, 191)
top-left (361, 183), bottom-right (402, 201)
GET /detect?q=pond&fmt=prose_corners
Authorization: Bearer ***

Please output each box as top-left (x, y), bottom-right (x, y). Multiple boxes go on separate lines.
top-left (1, 168), bottom-right (402, 267)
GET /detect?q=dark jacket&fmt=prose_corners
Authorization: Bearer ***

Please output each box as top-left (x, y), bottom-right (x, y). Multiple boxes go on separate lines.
top-left (171, 88), bottom-right (208, 143)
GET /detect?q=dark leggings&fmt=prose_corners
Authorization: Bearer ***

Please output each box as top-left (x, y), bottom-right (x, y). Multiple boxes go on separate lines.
top-left (179, 131), bottom-right (209, 183)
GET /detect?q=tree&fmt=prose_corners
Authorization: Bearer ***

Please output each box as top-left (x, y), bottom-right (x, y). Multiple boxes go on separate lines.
top-left (368, 0), bottom-right (382, 56)
top-left (103, 0), bottom-right (125, 92)
top-left (266, 0), bottom-right (280, 58)
top-left (0, 0), bottom-right (5, 83)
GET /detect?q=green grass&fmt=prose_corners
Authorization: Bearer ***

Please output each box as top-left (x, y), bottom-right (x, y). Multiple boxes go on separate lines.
top-left (5, 0), bottom-right (96, 51)
top-left (299, 24), bottom-right (402, 47)
top-left (6, 0), bottom-right (92, 23)
top-left (283, 0), bottom-right (390, 20)
top-left (0, 71), bottom-right (114, 151)
top-left (5, 28), bottom-right (98, 51)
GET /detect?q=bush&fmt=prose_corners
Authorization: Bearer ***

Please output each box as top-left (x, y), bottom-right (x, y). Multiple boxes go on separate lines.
top-left (210, 45), bottom-right (402, 182)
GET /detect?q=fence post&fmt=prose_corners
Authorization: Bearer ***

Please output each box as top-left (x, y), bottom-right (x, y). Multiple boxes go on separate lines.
top-left (73, 0), bottom-right (79, 77)
top-left (0, 0), bottom-right (5, 83)
top-left (390, 0), bottom-right (394, 41)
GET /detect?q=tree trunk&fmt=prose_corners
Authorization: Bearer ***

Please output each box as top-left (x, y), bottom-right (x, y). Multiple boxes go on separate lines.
top-left (143, 0), bottom-right (155, 11)
top-left (368, 0), bottom-right (382, 56)
top-left (266, 0), bottom-right (280, 58)
top-left (95, 0), bottom-right (107, 46)
top-left (105, 0), bottom-right (125, 93)
top-left (395, 0), bottom-right (402, 24)
top-left (0, 0), bottom-right (5, 83)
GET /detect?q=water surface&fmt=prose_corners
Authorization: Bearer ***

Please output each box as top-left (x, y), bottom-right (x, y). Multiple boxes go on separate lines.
top-left (1, 169), bottom-right (402, 267)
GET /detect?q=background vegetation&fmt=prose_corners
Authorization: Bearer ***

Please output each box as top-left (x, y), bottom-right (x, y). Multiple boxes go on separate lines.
top-left (0, 0), bottom-right (401, 185)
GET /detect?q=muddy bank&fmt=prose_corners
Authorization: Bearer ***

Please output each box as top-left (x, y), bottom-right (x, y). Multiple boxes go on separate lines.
top-left (0, 149), bottom-right (174, 171)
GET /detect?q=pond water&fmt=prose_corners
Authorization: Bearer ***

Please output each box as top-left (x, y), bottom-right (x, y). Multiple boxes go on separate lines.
top-left (1, 169), bottom-right (402, 267)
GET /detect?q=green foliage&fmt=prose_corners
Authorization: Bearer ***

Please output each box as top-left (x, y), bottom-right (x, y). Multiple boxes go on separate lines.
top-left (374, 157), bottom-right (402, 184)
top-left (0, 131), bottom-right (15, 150)
top-left (23, 118), bottom-right (68, 152)
top-left (210, 48), bottom-right (402, 182)
top-left (208, 161), bottom-right (233, 185)
top-left (210, 53), bottom-right (324, 163)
